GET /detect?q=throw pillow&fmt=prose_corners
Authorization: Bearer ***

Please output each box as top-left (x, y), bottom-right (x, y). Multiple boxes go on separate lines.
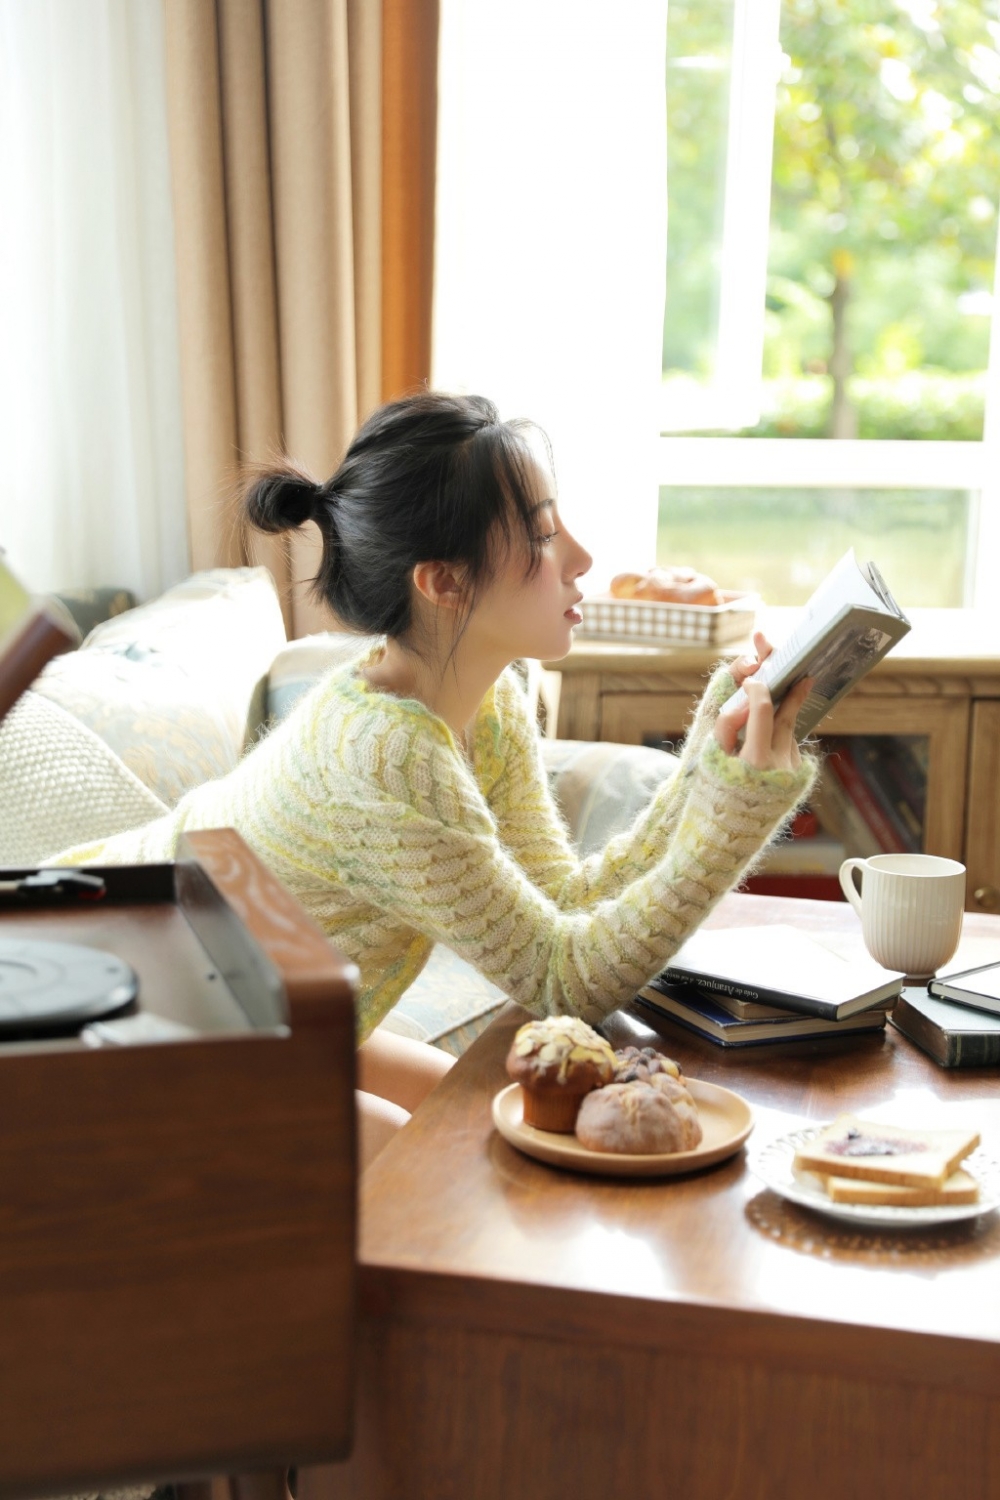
top-left (0, 691), bottom-right (168, 865)
top-left (32, 568), bottom-right (286, 806)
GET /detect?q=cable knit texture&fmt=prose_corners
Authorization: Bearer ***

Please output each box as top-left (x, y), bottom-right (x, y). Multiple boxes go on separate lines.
top-left (54, 654), bottom-right (815, 1041)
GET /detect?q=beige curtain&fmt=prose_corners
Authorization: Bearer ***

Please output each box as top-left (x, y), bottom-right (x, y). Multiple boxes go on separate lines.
top-left (162, 0), bottom-right (381, 636)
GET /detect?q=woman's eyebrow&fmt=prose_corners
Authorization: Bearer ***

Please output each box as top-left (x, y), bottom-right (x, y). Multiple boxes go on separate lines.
top-left (528, 499), bottom-right (555, 515)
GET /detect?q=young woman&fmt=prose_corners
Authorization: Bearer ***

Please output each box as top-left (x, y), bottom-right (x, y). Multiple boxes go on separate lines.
top-left (57, 392), bottom-right (814, 1164)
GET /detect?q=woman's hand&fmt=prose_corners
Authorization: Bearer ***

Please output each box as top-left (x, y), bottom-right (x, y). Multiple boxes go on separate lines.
top-left (715, 676), bottom-right (813, 772)
top-left (728, 631), bottom-right (773, 691)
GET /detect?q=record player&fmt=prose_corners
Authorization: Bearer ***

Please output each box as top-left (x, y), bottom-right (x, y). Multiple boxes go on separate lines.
top-left (0, 559), bottom-right (357, 1497)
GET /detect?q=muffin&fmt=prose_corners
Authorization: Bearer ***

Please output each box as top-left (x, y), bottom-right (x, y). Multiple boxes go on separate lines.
top-left (506, 1016), bottom-right (616, 1133)
top-left (575, 1079), bottom-right (703, 1155)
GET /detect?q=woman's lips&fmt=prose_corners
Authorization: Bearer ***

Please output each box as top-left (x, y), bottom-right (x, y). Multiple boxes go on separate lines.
top-left (564, 606), bottom-right (583, 624)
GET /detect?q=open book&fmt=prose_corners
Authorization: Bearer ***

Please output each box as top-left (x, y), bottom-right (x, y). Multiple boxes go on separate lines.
top-left (722, 548), bottom-right (910, 739)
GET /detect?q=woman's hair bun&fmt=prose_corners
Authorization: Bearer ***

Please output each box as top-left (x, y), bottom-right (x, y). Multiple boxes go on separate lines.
top-left (243, 463), bottom-right (323, 534)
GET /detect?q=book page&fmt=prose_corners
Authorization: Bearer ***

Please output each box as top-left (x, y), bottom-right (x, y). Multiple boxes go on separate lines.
top-left (935, 962), bottom-right (1000, 1002)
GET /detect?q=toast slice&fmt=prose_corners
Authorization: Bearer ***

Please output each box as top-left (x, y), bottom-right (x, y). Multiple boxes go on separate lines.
top-left (793, 1114), bottom-right (980, 1188)
top-left (823, 1167), bottom-right (980, 1207)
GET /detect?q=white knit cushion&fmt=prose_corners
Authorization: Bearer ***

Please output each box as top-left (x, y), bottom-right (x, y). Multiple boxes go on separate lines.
top-left (31, 568), bottom-right (286, 805)
top-left (0, 691), bottom-right (168, 865)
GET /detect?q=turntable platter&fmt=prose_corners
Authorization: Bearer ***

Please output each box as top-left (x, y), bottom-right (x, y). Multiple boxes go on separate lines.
top-left (0, 939), bottom-right (138, 1032)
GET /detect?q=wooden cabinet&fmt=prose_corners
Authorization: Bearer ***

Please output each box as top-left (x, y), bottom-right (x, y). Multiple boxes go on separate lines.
top-left (548, 608), bottom-right (1000, 912)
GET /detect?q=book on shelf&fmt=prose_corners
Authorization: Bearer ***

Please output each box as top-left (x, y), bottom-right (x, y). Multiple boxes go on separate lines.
top-left (927, 960), bottom-right (1000, 1018)
top-left (836, 737), bottom-right (922, 852)
top-left (852, 735), bottom-right (926, 844)
top-left (889, 987), bottom-right (1000, 1068)
top-left (657, 924), bottom-right (903, 1021)
top-left (823, 741), bottom-right (910, 854)
top-left (637, 982), bottom-right (888, 1049)
top-left (721, 547), bottom-right (910, 738)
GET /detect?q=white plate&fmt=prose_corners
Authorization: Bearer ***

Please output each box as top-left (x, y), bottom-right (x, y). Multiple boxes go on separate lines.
top-left (749, 1127), bottom-right (1000, 1229)
top-left (492, 1078), bottom-right (753, 1177)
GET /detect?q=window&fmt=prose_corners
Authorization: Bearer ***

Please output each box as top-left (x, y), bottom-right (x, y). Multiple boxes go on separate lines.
top-left (660, 0), bottom-right (1000, 608)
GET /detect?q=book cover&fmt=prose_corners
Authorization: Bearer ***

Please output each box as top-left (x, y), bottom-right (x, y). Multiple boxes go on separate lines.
top-left (928, 960), bottom-right (1000, 1018)
top-left (657, 924), bottom-right (903, 1021)
top-left (720, 548), bottom-right (910, 739)
top-left (710, 986), bottom-right (896, 1022)
top-left (889, 988), bottom-right (1000, 1068)
top-left (638, 983), bottom-right (888, 1048)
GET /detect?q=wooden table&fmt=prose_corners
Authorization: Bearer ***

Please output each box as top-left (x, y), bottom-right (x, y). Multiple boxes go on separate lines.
top-left (324, 893), bottom-right (1000, 1500)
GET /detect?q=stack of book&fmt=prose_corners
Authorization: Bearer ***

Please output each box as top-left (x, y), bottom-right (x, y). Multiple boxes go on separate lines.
top-left (890, 962), bottom-right (1000, 1068)
top-left (639, 925), bottom-right (903, 1048)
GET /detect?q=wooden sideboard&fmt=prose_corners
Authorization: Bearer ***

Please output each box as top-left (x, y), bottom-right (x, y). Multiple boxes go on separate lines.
top-left (548, 608), bottom-right (1000, 913)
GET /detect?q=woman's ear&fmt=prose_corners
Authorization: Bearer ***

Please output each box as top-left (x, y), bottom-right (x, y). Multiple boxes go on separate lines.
top-left (411, 560), bottom-right (469, 611)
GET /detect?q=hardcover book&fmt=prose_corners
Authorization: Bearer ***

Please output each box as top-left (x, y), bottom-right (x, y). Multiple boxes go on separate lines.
top-left (721, 547), bottom-right (910, 739)
top-left (889, 987), bottom-right (1000, 1069)
top-left (928, 961), bottom-right (1000, 1018)
top-left (638, 982), bottom-right (888, 1049)
top-left (657, 924), bottom-right (903, 1021)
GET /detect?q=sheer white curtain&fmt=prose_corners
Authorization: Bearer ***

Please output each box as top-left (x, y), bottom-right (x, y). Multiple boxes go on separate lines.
top-left (0, 0), bottom-right (188, 599)
top-left (432, 0), bottom-right (668, 591)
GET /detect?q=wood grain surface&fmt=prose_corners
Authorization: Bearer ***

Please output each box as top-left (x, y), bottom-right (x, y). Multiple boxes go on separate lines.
top-left (0, 832), bottom-right (357, 1498)
top-left (322, 892), bottom-right (1000, 1500)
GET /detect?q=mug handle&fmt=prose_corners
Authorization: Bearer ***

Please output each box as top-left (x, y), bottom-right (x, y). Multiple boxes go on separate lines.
top-left (839, 858), bottom-right (866, 915)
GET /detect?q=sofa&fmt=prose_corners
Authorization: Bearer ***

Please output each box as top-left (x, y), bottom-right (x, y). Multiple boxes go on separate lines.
top-left (1, 567), bottom-right (680, 1055)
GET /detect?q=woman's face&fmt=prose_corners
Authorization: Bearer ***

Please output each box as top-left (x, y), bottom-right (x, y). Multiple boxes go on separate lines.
top-left (466, 454), bottom-right (593, 665)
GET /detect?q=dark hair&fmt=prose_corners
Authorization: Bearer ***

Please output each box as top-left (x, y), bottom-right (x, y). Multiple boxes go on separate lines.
top-left (243, 391), bottom-right (550, 642)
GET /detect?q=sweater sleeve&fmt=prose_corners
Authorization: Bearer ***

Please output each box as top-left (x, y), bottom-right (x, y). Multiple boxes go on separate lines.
top-left (484, 664), bottom-right (741, 911)
top-left (322, 728), bottom-right (816, 1026)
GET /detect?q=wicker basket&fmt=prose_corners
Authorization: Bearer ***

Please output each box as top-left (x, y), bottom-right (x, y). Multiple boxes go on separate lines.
top-left (576, 590), bottom-right (758, 648)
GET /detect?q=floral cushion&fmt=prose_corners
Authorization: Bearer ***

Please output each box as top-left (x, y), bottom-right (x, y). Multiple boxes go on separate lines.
top-left (32, 569), bottom-right (286, 806)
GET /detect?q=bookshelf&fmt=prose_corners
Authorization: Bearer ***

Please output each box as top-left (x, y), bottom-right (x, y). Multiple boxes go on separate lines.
top-left (548, 608), bottom-right (1000, 912)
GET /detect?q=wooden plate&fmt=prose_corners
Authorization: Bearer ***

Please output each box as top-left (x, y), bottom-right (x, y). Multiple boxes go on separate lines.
top-left (491, 1079), bottom-right (753, 1177)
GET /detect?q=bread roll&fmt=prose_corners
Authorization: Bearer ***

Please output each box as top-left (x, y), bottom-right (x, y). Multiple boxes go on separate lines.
top-left (609, 567), bottom-right (718, 607)
top-left (575, 1079), bottom-right (702, 1155)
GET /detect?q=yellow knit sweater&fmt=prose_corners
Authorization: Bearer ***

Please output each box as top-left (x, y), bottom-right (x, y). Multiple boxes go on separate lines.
top-left (56, 656), bottom-right (815, 1040)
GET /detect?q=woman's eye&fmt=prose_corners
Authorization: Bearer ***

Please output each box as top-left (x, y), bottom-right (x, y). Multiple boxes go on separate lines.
top-left (536, 531), bottom-right (559, 545)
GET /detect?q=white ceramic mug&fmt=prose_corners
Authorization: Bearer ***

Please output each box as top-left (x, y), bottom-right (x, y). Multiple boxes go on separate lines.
top-left (838, 853), bottom-right (966, 979)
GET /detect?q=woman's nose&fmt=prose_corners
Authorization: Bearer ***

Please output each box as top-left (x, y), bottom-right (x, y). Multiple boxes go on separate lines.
top-left (574, 541), bottom-right (593, 578)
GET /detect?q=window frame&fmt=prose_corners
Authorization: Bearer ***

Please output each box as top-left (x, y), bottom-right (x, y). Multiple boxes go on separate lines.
top-left (660, 3), bottom-right (1000, 613)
